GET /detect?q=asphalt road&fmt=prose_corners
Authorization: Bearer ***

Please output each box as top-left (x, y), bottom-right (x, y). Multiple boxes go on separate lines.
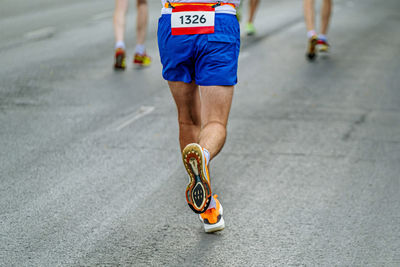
top-left (1, 0), bottom-right (399, 265)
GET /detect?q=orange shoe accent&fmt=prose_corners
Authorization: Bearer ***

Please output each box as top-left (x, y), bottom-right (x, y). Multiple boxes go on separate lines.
top-left (199, 194), bottom-right (224, 232)
top-left (200, 195), bottom-right (220, 224)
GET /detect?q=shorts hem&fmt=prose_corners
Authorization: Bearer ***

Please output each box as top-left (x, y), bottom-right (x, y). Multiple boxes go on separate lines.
top-left (163, 77), bottom-right (193, 84)
top-left (195, 81), bottom-right (237, 86)
top-left (163, 78), bottom-right (237, 87)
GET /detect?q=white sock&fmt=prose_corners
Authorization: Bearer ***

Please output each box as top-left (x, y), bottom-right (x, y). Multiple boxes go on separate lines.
top-left (115, 41), bottom-right (125, 50)
top-left (135, 44), bottom-right (146, 55)
top-left (318, 34), bottom-right (328, 42)
top-left (207, 195), bottom-right (216, 210)
top-left (203, 147), bottom-right (215, 211)
top-left (203, 148), bottom-right (210, 165)
top-left (307, 30), bottom-right (317, 39)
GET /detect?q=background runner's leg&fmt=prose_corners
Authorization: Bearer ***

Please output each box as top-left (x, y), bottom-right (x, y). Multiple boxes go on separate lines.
top-left (248, 0), bottom-right (260, 24)
top-left (136, 0), bottom-right (148, 46)
top-left (113, 0), bottom-right (128, 44)
top-left (320, 0), bottom-right (332, 35)
top-left (169, 81), bottom-right (201, 151)
top-left (198, 85), bottom-right (234, 160)
top-left (304, 0), bottom-right (315, 32)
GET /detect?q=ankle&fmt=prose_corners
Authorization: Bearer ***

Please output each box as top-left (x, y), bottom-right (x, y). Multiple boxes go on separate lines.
top-left (135, 44), bottom-right (146, 55)
top-left (115, 41), bottom-right (125, 50)
top-left (206, 195), bottom-right (216, 210)
top-left (307, 30), bottom-right (317, 39)
top-left (318, 34), bottom-right (328, 42)
top-left (203, 148), bottom-right (210, 165)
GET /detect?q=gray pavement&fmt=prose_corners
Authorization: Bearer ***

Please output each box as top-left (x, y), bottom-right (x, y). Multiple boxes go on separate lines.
top-left (1, 0), bottom-right (399, 266)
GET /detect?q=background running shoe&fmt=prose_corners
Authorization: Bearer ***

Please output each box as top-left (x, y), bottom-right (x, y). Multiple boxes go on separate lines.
top-left (134, 53), bottom-right (151, 67)
top-left (306, 35), bottom-right (318, 61)
top-left (114, 48), bottom-right (126, 70)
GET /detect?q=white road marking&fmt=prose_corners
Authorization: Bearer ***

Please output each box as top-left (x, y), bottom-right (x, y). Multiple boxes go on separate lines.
top-left (24, 27), bottom-right (55, 41)
top-left (113, 106), bottom-right (155, 131)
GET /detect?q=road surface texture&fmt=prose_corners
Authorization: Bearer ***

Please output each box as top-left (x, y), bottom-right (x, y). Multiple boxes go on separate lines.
top-left (1, 0), bottom-right (399, 265)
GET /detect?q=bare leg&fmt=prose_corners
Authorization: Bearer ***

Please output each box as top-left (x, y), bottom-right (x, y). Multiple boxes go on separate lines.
top-left (248, 0), bottom-right (260, 24)
top-left (320, 0), bottom-right (332, 35)
top-left (136, 0), bottom-right (148, 46)
top-left (304, 0), bottom-right (315, 32)
top-left (198, 86), bottom-right (234, 160)
top-left (169, 81), bottom-right (201, 151)
top-left (113, 0), bottom-right (129, 43)
top-left (169, 82), bottom-right (234, 160)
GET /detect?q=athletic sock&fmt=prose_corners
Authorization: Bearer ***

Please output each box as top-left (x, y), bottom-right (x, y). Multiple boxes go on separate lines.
top-left (203, 148), bottom-right (210, 166)
top-left (318, 34), bottom-right (328, 42)
top-left (135, 44), bottom-right (146, 55)
top-left (115, 41), bottom-right (125, 50)
top-left (203, 147), bottom-right (214, 210)
top-left (207, 195), bottom-right (216, 210)
top-left (307, 30), bottom-right (317, 39)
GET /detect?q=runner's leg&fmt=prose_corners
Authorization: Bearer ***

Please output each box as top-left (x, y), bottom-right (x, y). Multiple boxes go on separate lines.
top-left (198, 86), bottom-right (234, 160)
top-left (136, 0), bottom-right (148, 46)
top-left (113, 0), bottom-right (128, 45)
top-left (134, 0), bottom-right (151, 66)
top-left (246, 0), bottom-right (259, 35)
top-left (320, 0), bottom-right (332, 35)
top-left (169, 83), bottom-right (233, 159)
top-left (113, 0), bottom-right (128, 69)
top-left (304, 0), bottom-right (315, 32)
top-left (304, 0), bottom-right (318, 60)
top-left (169, 81), bottom-right (201, 151)
top-left (248, 0), bottom-right (260, 24)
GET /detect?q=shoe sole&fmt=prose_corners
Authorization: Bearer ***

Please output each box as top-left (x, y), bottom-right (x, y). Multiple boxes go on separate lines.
top-left (182, 144), bottom-right (212, 214)
top-left (306, 37), bottom-right (318, 61)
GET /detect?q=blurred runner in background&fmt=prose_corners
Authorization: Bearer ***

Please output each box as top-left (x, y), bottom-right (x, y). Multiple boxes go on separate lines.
top-left (245, 0), bottom-right (260, 36)
top-left (304, 0), bottom-right (332, 60)
top-left (113, 0), bottom-right (152, 70)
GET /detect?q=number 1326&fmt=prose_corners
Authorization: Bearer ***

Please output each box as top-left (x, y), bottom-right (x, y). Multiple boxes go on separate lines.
top-left (179, 15), bottom-right (207, 25)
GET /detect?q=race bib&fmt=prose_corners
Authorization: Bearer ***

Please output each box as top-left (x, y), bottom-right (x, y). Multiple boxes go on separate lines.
top-left (171, 5), bottom-right (215, 35)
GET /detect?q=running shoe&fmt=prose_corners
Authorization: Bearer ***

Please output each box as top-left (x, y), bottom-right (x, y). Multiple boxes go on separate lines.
top-left (306, 35), bottom-right (318, 60)
top-left (114, 48), bottom-right (126, 70)
top-left (246, 22), bottom-right (256, 36)
top-left (199, 195), bottom-right (225, 233)
top-left (182, 143), bottom-right (212, 214)
top-left (317, 39), bottom-right (330, 53)
top-left (133, 53), bottom-right (152, 67)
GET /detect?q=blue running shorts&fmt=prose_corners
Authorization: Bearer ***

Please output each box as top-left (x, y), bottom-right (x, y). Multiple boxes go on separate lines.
top-left (157, 13), bottom-right (240, 86)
